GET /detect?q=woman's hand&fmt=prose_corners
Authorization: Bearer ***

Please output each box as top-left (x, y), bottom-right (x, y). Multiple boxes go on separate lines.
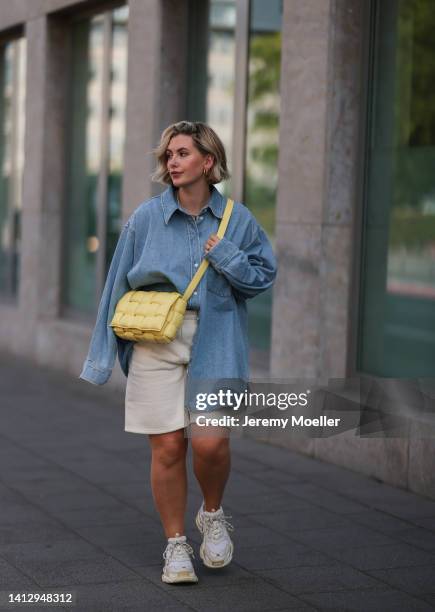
top-left (204, 234), bottom-right (221, 254)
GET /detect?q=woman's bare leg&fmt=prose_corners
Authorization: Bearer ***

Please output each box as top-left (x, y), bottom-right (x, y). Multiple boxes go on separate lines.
top-left (148, 429), bottom-right (188, 538)
top-left (190, 427), bottom-right (231, 511)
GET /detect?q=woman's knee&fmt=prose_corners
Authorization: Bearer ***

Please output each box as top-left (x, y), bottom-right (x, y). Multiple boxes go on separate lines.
top-left (191, 436), bottom-right (230, 463)
top-left (149, 429), bottom-right (187, 468)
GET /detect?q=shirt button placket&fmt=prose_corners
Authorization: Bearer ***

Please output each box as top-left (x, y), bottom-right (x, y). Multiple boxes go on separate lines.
top-left (193, 217), bottom-right (202, 303)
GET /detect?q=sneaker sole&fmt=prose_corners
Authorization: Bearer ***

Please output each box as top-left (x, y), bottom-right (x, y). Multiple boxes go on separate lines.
top-left (162, 571), bottom-right (198, 584)
top-left (199, 539), bottom-right (234, 568)
top-left (196, 510), bottom-right (234, 568)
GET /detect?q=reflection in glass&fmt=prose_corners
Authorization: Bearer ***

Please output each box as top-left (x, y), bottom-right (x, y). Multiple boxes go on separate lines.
top-left (0, 38), bottom-right (26, 300)
top-left (106, 6), bottom-right (129, 272)
top-left (64, 7), bottom-right (128, 315)
top-left (187, 0), bottom-right (236, 197)
top-left (359, 0), bottom-right (435, 376)
top-left (64, 16), bottom-right (102, 314)
top-left (245, 0), bottom-right (281, 364)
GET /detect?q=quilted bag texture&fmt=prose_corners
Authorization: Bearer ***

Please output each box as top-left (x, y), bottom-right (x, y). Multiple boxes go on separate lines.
top-left (110, 290), bottom-right (187, 343)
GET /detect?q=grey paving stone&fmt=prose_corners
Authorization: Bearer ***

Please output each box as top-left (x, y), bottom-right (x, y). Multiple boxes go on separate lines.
top-left (0, 482), bottom-right (30, 502)
top-left (97, 481), bottom-right (153, 499)
top-left (411, 517), bottom-right (435, 532)
top-left (394, 527), bottom-right (435, 551)
top-left (245, 467), bottom-right (302, 485)
top-left (9, 477), bottom-right (107, 499)
top-left (336, 483), bottom-right (435, 520)
top-left (248, 507), bottom-right (350, 533)
top-left (233, 542), bottom-right (341, 571)
top-left (224, 472), bottom-right (277, 496)
top-left (0, 539), bottom-right (104, 566)
top-left (367, 566), bottom-right (435, 596)
top-left (228, 453), bottom-right (273, 475)
top-left (47, 504), bottom-right (146, 526)
top-left (50, 459), bottom-right (145, 484)
top-left (0, 520), bottom-right (78, 545)
top-left (344, 509), bottom-right (416, 534)
top-left (225, 492), bottom-right (313, 515)
top-left (103, 541), bottom-right (167, 567)
top-left (73, 522), bottom-right (163, 548)
top-left (70, 579), bottom-right (192, 611)
top-left (0, 557), bottom-right (39, 589)
top-left (167, 578), bottom-right (309, 611)
top-left (422, 594), bottom-right (435, 607)
top-left (4, 554), bottom-right (141, 589)
top-left (0, 501), bottom-right (55, 525)
top-left (229, 524), bottom-right (291, 549)
top-left (0, 452), bottom-right (53, 472)
top-left (0, 465), bottom-right (76, 483)
top-left (289, 524), bottom-right (397, 552)
top-left (279, 482), bottom-right (369, 514)
top-left (326, 543), bottom-right (435, 570)
top-left (24, 491), bottom-right (127, 514)
top-left (258, 564), bottom-right (387, 594)
top-left (371, 499), bottom-right (435, 521)
top-left (299, 587), bottom-right (434, 611)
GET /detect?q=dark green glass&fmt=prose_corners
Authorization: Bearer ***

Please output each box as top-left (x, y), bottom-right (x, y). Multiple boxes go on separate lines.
top-left (359, 0), bottom-right (435, 376)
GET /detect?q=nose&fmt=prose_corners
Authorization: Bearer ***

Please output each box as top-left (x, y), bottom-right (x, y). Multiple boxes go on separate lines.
top-left (168, 155), bottom-right (179, 169)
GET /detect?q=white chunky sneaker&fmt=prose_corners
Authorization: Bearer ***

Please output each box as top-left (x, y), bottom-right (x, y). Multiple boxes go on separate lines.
top-left (162, 535), bottom-right (198, 584)
top-left (195, 503), bottom-right (234, 568)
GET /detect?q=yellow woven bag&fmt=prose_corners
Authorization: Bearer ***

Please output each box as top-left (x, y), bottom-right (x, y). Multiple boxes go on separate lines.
top-left (110, 198), bottom-right (234, 344)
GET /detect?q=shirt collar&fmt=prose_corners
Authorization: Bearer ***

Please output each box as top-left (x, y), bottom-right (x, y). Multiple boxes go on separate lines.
top-left (161, 184), bottom-right (225, 225)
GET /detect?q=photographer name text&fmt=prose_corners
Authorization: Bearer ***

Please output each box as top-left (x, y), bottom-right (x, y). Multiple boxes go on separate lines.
top-left (194, 415), bottom-right (341, 428)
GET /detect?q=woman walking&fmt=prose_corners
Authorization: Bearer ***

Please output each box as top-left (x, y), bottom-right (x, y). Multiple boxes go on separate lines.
top-left (79, 121), bottom-right (277, 584)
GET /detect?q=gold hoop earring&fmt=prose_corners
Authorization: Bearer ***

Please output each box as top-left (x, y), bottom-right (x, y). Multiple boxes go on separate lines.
top-left (203, 168), bottom-right (207, 176)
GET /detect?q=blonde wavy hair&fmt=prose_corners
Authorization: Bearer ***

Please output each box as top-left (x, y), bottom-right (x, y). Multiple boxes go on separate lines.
top-left (151, 121), bottom-right (230, 185)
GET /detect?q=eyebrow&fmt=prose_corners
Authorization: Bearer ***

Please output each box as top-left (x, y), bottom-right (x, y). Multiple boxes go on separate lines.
top-left (165, 146), bottom-right (190, 153)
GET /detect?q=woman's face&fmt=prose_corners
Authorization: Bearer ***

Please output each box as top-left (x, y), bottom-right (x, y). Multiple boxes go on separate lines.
top-left (165, 134), bottom-right (213, 188)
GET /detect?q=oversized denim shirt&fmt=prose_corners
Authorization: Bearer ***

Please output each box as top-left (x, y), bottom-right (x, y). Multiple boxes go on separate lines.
top-left (79, 184), bottom-right (277, 411)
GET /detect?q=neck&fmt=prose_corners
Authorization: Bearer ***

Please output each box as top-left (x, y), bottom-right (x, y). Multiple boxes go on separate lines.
top-left (176, 181), bottom-right (211, 215)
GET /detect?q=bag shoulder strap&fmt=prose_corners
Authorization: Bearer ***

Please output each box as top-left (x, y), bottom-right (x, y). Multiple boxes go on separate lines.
top-left (182, 198), bottom-right (234, 302)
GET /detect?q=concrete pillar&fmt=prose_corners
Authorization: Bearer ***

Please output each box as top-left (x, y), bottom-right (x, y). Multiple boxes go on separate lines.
top-left (1, 16), bottom-right (69, 359)
top-left (122, 0), bottom-right (189, 218)
top-left (271, 0), bottom-right (333, 381)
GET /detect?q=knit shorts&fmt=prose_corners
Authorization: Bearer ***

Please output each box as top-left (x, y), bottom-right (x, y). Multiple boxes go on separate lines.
top-left (125, 310), bottom-right (200, 435)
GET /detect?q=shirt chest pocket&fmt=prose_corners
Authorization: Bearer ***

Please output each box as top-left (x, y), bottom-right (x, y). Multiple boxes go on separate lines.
top-left (206, 266), bottom-right (232, 297)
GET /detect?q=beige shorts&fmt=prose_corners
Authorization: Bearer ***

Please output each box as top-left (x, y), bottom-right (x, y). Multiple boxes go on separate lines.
top-left (125, 310), bottom-right (200, 435)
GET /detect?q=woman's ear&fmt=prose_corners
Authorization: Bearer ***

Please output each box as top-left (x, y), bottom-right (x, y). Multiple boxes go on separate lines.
top-left (205, 153), bottom-right (215, 172)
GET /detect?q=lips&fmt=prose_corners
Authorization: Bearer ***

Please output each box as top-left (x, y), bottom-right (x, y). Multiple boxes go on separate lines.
top-left (170, 172), bottom-right (182, 177)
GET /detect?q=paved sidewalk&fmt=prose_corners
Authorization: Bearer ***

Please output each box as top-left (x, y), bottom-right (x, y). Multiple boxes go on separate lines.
top-left (1, 352), bottom-right (435, 611)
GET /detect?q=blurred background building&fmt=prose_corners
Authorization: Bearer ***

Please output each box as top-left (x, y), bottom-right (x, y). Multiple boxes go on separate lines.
top-left (0, 0), bottom-right (434, 498)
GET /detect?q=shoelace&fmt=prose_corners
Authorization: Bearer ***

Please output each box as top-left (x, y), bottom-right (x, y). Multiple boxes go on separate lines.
top-left (202, 512), bottom-right (235, 541)
top-left (163, 540), bottom-right (195, 562)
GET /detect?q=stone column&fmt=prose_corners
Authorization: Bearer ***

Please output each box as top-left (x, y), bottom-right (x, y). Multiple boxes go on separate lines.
top-left (9, 16), bottom-right (69, 358)
top-left (271, 0), bottom-right (333, 381)
top-left (122, 0), bottom-right (189, 218)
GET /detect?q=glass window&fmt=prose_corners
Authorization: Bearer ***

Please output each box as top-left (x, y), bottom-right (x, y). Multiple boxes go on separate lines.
top-left (63, 5), bottom-right (129, 317)
top-left (187, 0), bottom-right (236, 197)
top-left (187, 0), bottom-right (281, 371)
top-left (0, 37), bottom-right (26, 301)
top-left (245, 0), bottom-right (281, 364)
top-left (358, 0), bottom-right (435, 376)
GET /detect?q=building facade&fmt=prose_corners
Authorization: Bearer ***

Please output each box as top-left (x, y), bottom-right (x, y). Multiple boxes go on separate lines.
top-left (1, 0), bottom-right (434, 498)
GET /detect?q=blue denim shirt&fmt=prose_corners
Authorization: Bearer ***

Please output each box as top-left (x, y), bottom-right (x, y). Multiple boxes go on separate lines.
top-left (79, 185), bottom-right (277, 411)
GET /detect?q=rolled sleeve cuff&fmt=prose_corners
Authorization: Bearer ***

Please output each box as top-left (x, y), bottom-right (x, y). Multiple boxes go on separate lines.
top-left (205, 236), bottom-right (239, 272)
top-left (79, 360), bottom-right (111, 385)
